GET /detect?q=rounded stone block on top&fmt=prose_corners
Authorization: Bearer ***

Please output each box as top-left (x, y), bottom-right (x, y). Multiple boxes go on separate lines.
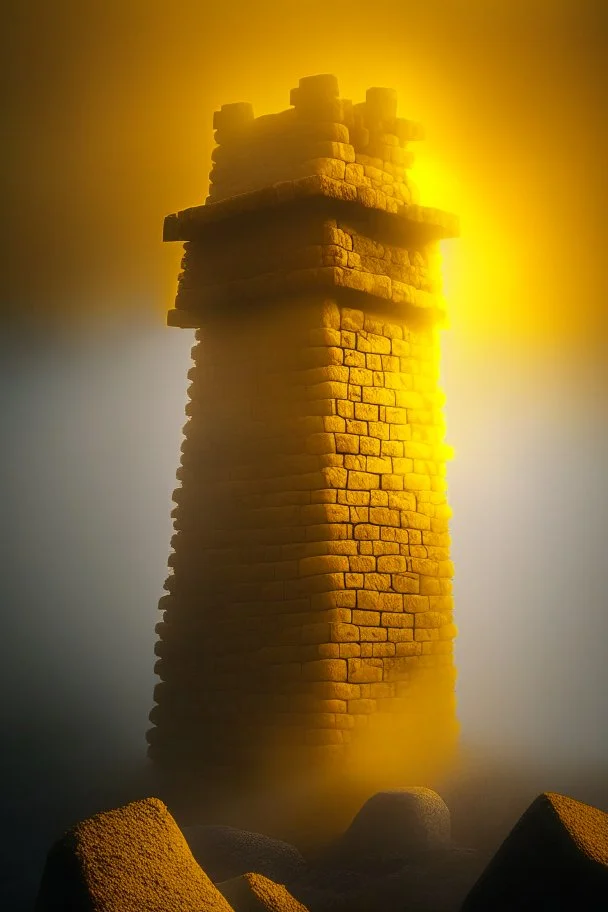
top-left (291, 73), bottom-right (340, 106)
top-left (366, 86), bottom-right (398, 122)
top-left (329, 787), bottom-right (452, 867)
top-left (213, 102), bottom-right (255, 134)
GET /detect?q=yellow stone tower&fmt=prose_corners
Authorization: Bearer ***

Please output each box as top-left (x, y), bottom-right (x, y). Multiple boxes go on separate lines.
top-left (148, 74), bottom-right (459, 823)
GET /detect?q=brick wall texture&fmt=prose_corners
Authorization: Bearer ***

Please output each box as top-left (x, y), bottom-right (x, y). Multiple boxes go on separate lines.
top-left (148, 75), bottom-right (459, 797)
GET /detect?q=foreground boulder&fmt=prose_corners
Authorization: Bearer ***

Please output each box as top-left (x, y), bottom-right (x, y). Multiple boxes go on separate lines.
top-left (182, 824), bottom-right (307, 884)
top-left (34, 796), bottom-right (234, 912)
top-left (319, 787), bottom-right (452, 870)
top-left (461, 791), bottom-right (608, 911)
top-left (218, 872), bottom-right (309, 912)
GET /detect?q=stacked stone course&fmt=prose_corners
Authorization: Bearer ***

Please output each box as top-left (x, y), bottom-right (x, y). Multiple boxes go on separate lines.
top-left (149, 75), bottom-right (459, 796)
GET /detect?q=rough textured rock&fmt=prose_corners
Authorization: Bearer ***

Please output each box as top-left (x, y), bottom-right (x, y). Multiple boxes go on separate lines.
top-left (319, 787), bottom-right (451, 868)
top-left (218, 872), bottom-right (309, 912)
top-left (34, 796), bottom-right (234, 912)
top-left (460, 791), bottom-right (608, 911)
top-left (182, 824), bottom-right (307, 884)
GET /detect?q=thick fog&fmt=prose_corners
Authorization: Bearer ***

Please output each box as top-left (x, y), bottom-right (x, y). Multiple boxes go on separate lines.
top-left (2, 1), bottom-right (607, 908)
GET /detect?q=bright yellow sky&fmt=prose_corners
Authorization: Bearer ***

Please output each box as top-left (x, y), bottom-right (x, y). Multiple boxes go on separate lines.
top-left (6, 0), bottom-right (607, 370)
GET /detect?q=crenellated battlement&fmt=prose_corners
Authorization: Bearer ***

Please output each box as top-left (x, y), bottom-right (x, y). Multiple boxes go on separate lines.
top-left (207, 74), bottom-right (426, 207)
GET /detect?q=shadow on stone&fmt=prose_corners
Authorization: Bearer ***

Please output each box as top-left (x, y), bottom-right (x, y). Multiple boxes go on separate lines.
top-left (460, 791), bottom-right (608, 911)
top-left (218, 872), bottom-right (309, 912)
top-left (34, 796), bottom-right (234, 912)
top-left (182, 824), bottom-right (307, 884)
top-left (313, 787), bottom-right (452, 870)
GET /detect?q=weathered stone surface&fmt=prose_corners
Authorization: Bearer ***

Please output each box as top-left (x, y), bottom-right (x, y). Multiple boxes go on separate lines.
top-left (163, 180), bottom-right (458, 244)
top-left (34, 797), bottom-right (233, 912)
top-left (219, 873), bottom-right (309, 912)
top-left (461, 792), bottom-right (608, 911)
top-left (324, 788), bottom-right (451, 868)
top-left (182, 824), bottom-right (307, 885)
top-left (152, 76), bottom-right (457, 789)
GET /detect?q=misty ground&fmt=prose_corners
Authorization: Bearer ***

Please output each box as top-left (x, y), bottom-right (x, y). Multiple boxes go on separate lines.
top-left (2, 728), bottom-right (607, 912)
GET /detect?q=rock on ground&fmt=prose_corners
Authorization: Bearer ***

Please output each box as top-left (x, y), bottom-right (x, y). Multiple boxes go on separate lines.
top-left (218, 872), bottom-right (309, 912)
top-left (182, 824), bottom-right (307, 884)
top-left (317, 787), bottom-right (452, 870)
top-left (34, 796), bottom-right (234, 912)
top-left (461, 791), bottom-right (608, 911)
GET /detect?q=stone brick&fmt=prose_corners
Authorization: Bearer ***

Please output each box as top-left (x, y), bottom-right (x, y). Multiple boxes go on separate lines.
top-left (311, 681), bottom-right (361, 700)
top-left (381, 474), bottom-right (404, 490)
top-left (339, 643), bottom-right (361, 657)
top-left (377, 594), bottom-right (404, 612)
top-left (328, 620), bottom-right (360, 644)
top-left (349, 367), bottom-right (374, 386)
top-left (369, 506), bottom-right (400, 525)
top-left (388, 627), bottom-right (414, 642)
top-left (410, 558), bottom-right (440, 576)
top-left (354, 523), bottom-right (380, 540)
top-left (299, 554), bottom-right (350, 577)
top-left (369, 489), bottom-right (389, 506)
top-left (302, 659), bottom-right (347, 681)
top-left (349, 555), bottom-right (376, 572)
top-left (344, 349), bottom-right (366, 368)
top-left (376, 555), bottom-right (407, 573)
top-left (345, 419), bottom-right (368, 435)
top-left (381, 440), bottom-right (404, 457)
top-left (348, 658), bottom-right (384, 683)
top-left (415, 628), bottom-right (440, 641)
top-left (341, 307), bottom-right (364, 331)
top-left (337, 399), bottom-right (354, 418)
top-left (360, 626), bottom-right (387, 642)
top-left (352, 609), bottom-right (381, 626)
top-left (321, 467), bottom-right (349, 488)
top-left (403, 594), bottom-right (430, 612)
top-left (393, 574), bottom-right (421, 594)
top-left (363, 572), bottom-right (391, 591)
top-left (379, 609), bottom-right (411, 626)
top-left (355, 402), bottom-right (379, 421)
top-left (349, 506), bottom-right (369, 523)
top-left (349, 472), bottom-right (380, 491)
top-left (362, 387), bottom-right (395, 406)
top-left (344, 457), bottom-right (367, 474)
top-left (335, 433), bottom-right (360, 454)
top-left (341, 490), bottom-right (370, 506)
top-left (345, 572), bottom-right (364, 588)
top-left (373, 642), bottom-right (396, 657)
top-left (323, 415), bottom-right (346, 433)
top-left (366, 456), bottom-right (393, 475)
top-left (311, 589), bottom-right (357, 611)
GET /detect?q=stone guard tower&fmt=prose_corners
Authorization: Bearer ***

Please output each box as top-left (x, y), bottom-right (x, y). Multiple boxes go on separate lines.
top-left (148, 75), bottom-right (459, 821)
